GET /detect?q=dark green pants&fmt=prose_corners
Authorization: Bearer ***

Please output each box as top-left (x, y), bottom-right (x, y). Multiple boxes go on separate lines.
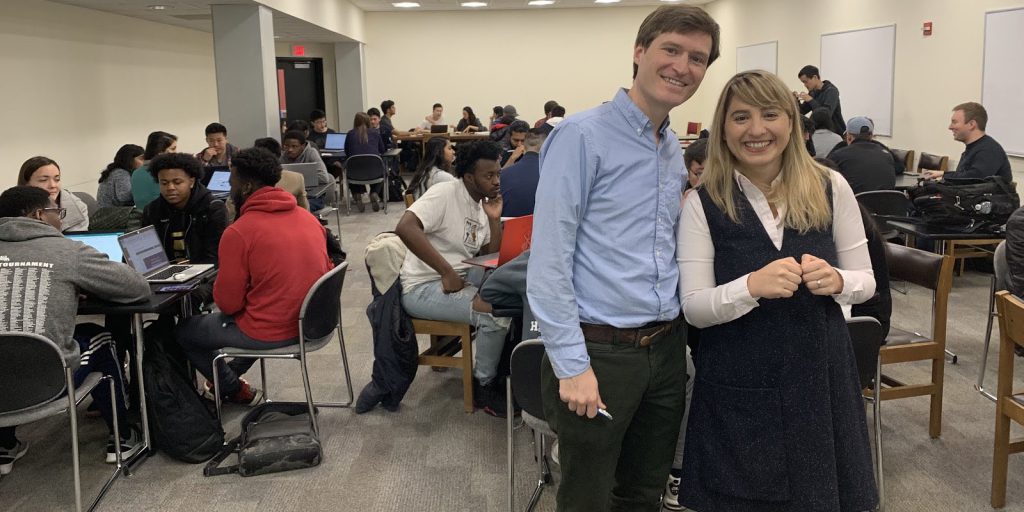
top-left (541, 325), bottom-right (687, 512)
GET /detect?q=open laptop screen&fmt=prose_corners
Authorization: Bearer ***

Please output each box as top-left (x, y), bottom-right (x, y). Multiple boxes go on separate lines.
top-left (66, 232), bottom-right (124, 262)
top-left (118, 226), bottom-right (170, 276)
top-left (324, 133), bottom-right (347, 150)
top-left (207, 170), bottom-right (231, 193)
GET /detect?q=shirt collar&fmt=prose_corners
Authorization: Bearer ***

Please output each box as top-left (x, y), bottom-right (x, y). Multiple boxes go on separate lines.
top-left (612, 88), bottom-right (672, 138)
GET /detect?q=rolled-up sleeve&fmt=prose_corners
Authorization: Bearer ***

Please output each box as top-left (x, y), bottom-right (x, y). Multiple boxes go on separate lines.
top-left (527, 123), bottom-right (592, 379)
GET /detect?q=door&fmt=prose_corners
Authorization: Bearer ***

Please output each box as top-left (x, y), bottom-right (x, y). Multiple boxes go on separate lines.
top-left (276, 58), bottom-right (325, 130)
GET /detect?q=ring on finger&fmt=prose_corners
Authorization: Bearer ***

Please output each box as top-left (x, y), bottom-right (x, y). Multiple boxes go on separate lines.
top-left (816, 279), bottom-right (822, 289)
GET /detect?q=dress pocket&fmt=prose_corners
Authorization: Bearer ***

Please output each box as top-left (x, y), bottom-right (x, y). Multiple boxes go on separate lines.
top-left (694, 378), bottom-right (790, 502)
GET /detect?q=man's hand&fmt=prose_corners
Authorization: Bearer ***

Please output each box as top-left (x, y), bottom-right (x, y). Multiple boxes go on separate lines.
top-left (747, 256), bottom-right (803, 299)
top-left (482, 195), bottom-right (503, 220)
top-left (440, 269), bottom-right (466, 294)
top-left (506, 145), bottom-right (526, 166)
top-left (201, 147), bottom-right (217, 162)
top-left (559, 366), bottom-right (606, 418)
top-left (922, 170), bottom-right (944, 181)
top-left (800, 254), bottom-right (844, 295)
top-left (795, 91), bottom-right (812, 103)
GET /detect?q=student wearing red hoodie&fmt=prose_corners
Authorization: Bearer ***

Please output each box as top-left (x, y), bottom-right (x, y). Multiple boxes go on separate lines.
top-left (176, 147), bottom-right (333, 405)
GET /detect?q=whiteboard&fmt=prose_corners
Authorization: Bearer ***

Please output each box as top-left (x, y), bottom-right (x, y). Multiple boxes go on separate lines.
top-left (983, 8), bottom-right (1024, 157)
top-left (737, 41), bottom-right (777, 75)
top-left (820, 25), bottom-right (896, 136)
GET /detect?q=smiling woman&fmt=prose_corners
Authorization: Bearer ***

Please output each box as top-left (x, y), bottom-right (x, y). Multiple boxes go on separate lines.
top-left (17, 156), bottom-right (90, 232)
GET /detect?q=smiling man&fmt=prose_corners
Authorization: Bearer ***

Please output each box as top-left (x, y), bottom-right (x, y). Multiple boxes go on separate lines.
top-left (527, 5), bottom-right (720, 511)
top-left (923, 102), bottom-right (1012, 182)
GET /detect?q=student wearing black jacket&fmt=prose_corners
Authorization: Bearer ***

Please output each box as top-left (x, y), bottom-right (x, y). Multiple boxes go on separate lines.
top-left (797, 65), bottom-right (846, 135)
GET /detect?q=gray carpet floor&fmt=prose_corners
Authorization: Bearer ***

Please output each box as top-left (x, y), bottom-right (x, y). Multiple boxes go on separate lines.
top-left (3, 201), bottom-right (1024, 512)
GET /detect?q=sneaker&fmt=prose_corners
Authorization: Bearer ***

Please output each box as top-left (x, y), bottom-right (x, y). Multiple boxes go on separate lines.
top-left (369, 193), bottom-right (381, 212)
top-left (352, 194), bottom-right (366, 213)
top-left (226, 379), bottom-right (264, 406)
top-left (473, 378), bottom-right (509, 418)
top-left (0, 441), bottom-right (28, 475)
top-left (105, 429), bottom-right (143, 464)
top-left (663, 473), bottom-right (684, 510)
top-left (550, 440), bottom-right (559, 465)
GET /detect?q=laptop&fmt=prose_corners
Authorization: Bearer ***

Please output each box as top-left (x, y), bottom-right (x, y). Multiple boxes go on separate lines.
top-left (324, 133), bottom-right (347, 151)
top-left (463, 214), bottom-right (534, 269)
top-left (201, 165), bottom-right (230, 186)
top-left (117, 226), bottom-right (214, 283)
top-left (206, 169), bottom-right (231, 199)
top-left (66, 231), bottom-right (124, 262)
top-left (282, 163), bottom-right (325, 193)
top-left (430, 124), bottom-right (448, 134)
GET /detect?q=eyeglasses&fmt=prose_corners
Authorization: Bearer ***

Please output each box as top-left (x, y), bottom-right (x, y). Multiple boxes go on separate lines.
top-left (41, 207), bottom-right (67, 219)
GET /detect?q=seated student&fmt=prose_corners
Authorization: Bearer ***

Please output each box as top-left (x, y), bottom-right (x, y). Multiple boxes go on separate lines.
top-left (924, 101), bottom-right (1013, 182)
top-left (499, 120), bottom-right (531, 169)
top-left (456, 106), bottom-right (486, 133)
top-left (536, 105), bottom-right (565, 136)
top-left (395, 141), bottom-right (511, 416)
top-left (367, 108), bottom-right (383, 131)
top-left (97, 144), bottom-right (144, 208)
top-left (1006, 207), bottom-right (1024, 298)
top-left (682, 138), bottom-right (707, 197)
top-left (196, 122), bottom-right (239, 168)
top-left (827, 116), bottom-right (897, 194)
top-left (407, 136), bottom-right (457, 199)
top-left (380, 100), bottom-right (397, 149)
top-left (0, 186), bottom-right (151, 472)
top-left (533, 100), bottom-right (559, 129)
top-left (488, 105), bottom-right (505, 131)
top-left (810, 107), bottom-right (843, 158)
top-left (308, 109), bottom-right (336, 150)
top-left (132, 131), bottom-right (178, 210)
top-left (344, 112), bottom-right (387, 212)
top-left (500, 128), bottom-right (545, 217)
top-left (417, 103), bottom-right (447, 133)
top-left (18, 156), bottom-right (90, 232)
top-left (176, 148), bottom-right (333, 406)
top-left (281, 130), bottom-right (335, 211)
top-left (232, 137), bottom-right (310, 217)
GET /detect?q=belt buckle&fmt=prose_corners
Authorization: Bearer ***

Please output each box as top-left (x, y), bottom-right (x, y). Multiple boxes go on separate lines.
top-left (637, 325), bottom-right (668, 348)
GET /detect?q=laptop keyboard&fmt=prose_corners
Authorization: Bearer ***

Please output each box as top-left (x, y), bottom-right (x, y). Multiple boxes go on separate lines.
top-left (149, 265), bottom-right (192, 281)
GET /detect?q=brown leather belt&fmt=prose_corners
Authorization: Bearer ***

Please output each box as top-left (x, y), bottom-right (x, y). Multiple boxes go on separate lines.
top-left (580, 316), bottom-right (682, 348)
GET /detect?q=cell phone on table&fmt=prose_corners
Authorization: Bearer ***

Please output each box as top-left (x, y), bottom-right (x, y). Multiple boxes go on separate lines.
top-left (157, 283), bottom-right (197, 293)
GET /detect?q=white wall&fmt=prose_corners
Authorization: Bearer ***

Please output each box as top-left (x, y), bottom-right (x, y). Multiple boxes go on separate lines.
top-left (0, 0), bottom-right (218, 194)
top-left (365, 0), bottom-right (1024, 175)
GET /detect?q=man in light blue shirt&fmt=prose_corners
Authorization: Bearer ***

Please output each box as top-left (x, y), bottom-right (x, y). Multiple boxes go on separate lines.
top-left (526, 5), bottom-right (720, 511)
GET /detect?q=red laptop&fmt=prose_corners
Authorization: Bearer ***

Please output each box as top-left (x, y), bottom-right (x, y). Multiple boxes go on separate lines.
top-left (463, 215), bottom-right (533, 269)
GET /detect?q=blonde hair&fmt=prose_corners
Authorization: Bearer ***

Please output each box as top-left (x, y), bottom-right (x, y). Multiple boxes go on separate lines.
top-left (702, 70), bottom-right (832, 233)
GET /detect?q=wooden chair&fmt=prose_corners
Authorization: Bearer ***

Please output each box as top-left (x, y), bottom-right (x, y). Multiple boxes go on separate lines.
top-left (890, 148), bottom-right (915, 173)
top-left (916, 152), bottom-right (949, 173)
top-left (874, 243), bottom-right (954, 439)
top-left (404, 194), bottom-right (415, 208)
top-left (991, 290), bottom-right (1024, 508)
top-left (412, 319), bottom-right (475, 413)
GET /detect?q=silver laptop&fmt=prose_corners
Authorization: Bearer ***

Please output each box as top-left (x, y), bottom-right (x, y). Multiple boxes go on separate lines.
top-left (324, 133), bottom-right (347, 151)
top-left (206, 169), bottom-right (231, 199)
top-left (282, 163), bottom-right (325, 193)
top-left (66, 231), bottom-right (124, 262)
top-left (117, 226), bottom-right (214, 283)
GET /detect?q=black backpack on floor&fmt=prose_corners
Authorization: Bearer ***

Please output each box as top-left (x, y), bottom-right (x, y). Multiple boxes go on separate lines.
top-left (908, 176), bottom-right (1019, 233)
top-left (387, 169), bottom-right (407, 202)
top-left (142, 318), bottom-right (224, 463)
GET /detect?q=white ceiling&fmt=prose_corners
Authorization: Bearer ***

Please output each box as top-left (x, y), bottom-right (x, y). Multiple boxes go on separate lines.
top-left (49, 0), bottom-right (712, 42)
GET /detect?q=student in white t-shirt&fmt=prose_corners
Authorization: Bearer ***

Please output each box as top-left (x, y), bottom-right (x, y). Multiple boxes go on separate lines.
top-left (395, 140), bottom-right (511, 417)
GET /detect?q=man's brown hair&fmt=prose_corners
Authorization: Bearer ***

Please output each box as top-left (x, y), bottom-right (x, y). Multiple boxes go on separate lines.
top-left (954, 101), bottom-right (988, 131)
top-left (633, 5), bottom-right (720, 79)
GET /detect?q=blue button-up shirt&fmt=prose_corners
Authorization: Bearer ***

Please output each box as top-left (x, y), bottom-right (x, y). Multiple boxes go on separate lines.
top-left (527, 88), bottom-right (684, 379)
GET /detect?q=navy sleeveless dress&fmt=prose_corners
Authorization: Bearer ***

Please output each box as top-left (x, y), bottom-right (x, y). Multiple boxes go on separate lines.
top-left (680, 185), bottom-right (878, 512)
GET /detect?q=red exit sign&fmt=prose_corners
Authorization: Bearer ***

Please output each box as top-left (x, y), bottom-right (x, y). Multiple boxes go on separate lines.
top-left (291, 44), bottom-right (305, 57)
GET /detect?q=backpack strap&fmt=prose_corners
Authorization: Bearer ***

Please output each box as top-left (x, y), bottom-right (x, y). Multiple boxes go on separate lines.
top-left (202, 438), bottom-right (240, 477)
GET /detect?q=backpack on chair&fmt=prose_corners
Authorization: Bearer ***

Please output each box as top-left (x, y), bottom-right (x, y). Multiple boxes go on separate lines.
top-left (908, 176), bottom-right (1019, 233)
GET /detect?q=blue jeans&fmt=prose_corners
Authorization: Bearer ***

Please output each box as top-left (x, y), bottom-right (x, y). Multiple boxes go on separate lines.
top-left (401, 280), bottom-right (510, 386)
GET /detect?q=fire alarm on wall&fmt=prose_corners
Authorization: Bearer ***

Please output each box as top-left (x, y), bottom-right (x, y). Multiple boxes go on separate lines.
top-left (923, 21), bottom-right (933, 36)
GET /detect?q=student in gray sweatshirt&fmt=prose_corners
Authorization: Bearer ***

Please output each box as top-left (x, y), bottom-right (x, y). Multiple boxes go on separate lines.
top-left (0, 186), bottom-right (151, 473)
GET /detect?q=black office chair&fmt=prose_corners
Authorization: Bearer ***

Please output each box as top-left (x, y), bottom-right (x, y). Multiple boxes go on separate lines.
top-left (507, 339), bottom-right (554, 512)
top-left (212, 262), bottom-right (352, 437)
top-left (855, 190), bottom-right (913, 241)
top-left (847, 317), bottom-right (885, 512)
top-left (71, 191), bottom-right (98, 218)
top-left (978, 241), bottom-right (1011, 402)
top-left (343, 154), bottom-right (389, 215)
top-left (0, 332), bottom-right (124, 512)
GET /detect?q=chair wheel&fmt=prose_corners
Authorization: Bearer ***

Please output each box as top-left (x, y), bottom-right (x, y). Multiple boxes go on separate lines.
top-left (951, 355), bottom-right (958, 364)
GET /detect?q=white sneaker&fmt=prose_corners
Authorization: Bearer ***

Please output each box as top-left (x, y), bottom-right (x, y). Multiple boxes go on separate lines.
top-left (550, 440), bottom-right (559, 465)
top-left (663, 473), bottom-right (685, 510)
top-left (0, 441), bottom-right (28, 475)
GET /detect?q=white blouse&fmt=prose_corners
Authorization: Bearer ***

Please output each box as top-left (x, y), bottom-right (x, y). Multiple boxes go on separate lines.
top-left (677, 169), bottom-right (875, 329)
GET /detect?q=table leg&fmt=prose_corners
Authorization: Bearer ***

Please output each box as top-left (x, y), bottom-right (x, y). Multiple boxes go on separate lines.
top-left (122, 313), bottom-right (150, 474)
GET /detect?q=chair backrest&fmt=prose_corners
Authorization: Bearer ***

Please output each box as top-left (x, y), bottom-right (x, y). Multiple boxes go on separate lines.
top-left (890, 148), bottom-right (915, 172)
top-left (846, 317), bottom-right (883, 390)
top-left (996, 291), bottom-right (1024, 398)
top-left (855, 190), bottom-right (913, 218)
top-left (995, 240), bottom-right (1010, 292)
top-left (0, 332), bottom-right (68, 414)
top-left (299, 262), bottom-right (348, 342)
top-left (509, 339), bottom-right (547, 422)
top-left (917, 152), bottom-right (949, 172)
top-left (404, 194), bottom-right (415, 208)
top-left (72, 191), bottom-right (98, 217)
top-left (885, 242), bottom-right (954, 342)
top-left (345, 154), bottom-right (386, 183)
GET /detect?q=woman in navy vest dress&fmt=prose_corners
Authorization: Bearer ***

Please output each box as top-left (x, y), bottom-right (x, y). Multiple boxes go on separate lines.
top-left (676, 70), bottom-right (879, 512)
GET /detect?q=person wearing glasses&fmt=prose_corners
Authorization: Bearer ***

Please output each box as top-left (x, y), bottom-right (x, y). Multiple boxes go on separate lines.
top-left (0, 185), bottom-right (151, 474)
top-left (18, 156), bottom-right (90, 232)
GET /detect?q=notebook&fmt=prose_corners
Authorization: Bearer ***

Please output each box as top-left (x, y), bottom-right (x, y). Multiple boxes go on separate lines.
top-left (206, 169), bottom-right (231, 198)
top-left (117, 226), bottom-right (213, 283)
top-left (66, 231), bottom-right (124, 262)
top-left (463, 214), bottom-right (534, 269)
top-left (324, 133), bottom-right (347, 151)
